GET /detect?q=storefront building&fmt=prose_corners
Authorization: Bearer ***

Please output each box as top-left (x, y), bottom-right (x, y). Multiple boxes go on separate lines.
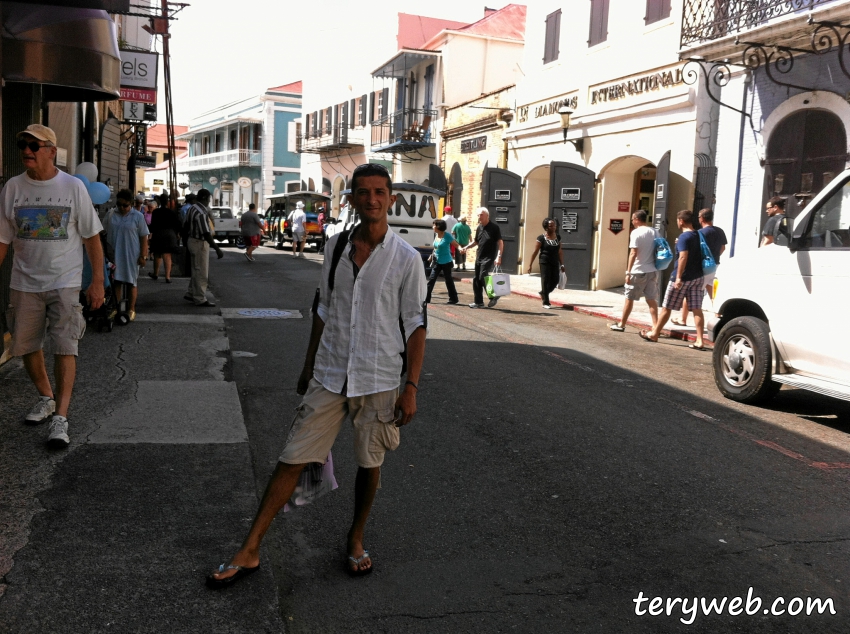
top-left (679, 0), bottom-right (850, 259)
top-left (503, 0), bottom-right (716, 287)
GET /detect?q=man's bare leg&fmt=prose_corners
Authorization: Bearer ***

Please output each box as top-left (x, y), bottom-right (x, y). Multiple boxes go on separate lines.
top-left (347, 466), bottom-right (380, 573)
top-left (693, 308), bottom-right (705, 348)
top-left (211, 461), bottom-right (306, 581)
top-left (23, 350), bottom-right (54, 400)
top-left (678, 298), bottom-right (690, 325)
top-left (646, 307), bottom-right (672, 341)
top-left (617, 298), bottom-right (635, 328)
top-left (53, 355), bottom-right (76, 418)
top-left (647, 299), bottom-right (659, 330)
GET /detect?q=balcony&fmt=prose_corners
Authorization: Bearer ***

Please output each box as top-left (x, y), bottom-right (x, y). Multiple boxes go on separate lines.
top-left (298, 123), bottom-right (365, 153)
top-left (370, 108), bottom-right (436, 154)
top-left (681, 0), bottom-right (836, 48)
top-left (176, 149), bottom-right (261, 172)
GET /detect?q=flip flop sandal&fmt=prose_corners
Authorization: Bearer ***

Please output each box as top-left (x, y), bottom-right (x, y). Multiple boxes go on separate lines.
top-left (639, 330), bottom-right (657, 343)
top-left (671, 318), bottom-right (687, 326)
top-left (347, 550), bottom-right (373, 577)
top-left (688, 344), bottom-right (707, 350)
top-left (205, 563), bottom-right (260, 589)
top-left (609, 323), bottom-right (625, 332)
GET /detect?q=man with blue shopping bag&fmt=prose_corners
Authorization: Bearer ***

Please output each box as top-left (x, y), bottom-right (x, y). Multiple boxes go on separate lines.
top-left (640, 210), bottom-right (707, 350)
top-left (462, 207), bottom-right (504, 308)
top-left (609, 210), bottom-right (659, 332)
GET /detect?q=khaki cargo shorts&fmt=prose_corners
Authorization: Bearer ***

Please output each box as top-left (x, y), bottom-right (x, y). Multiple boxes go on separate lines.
top-left (279, 378), bottom-right (400, 469)
top-left (624, 271), bottom-right (659, 302)
top-left (7, 288), bottom-right (86, 357)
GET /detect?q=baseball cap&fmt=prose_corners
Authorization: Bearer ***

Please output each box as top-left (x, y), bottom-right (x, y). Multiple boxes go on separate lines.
top-left (17, 124), bottom-right (57, 145)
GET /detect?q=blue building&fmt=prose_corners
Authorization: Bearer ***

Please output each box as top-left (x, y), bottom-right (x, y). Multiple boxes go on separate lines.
top-left (177, 80), bottom-right (302, 211)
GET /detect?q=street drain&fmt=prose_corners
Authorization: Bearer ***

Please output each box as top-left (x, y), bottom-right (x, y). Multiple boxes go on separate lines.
top-left (221, 308), bottom-right (303, 319)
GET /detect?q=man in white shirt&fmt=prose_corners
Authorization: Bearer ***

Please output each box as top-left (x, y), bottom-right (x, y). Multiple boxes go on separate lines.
top-left (288, 200), bottom-right (307, 257)
top-left (208, 163), bottom-right (427, 588)
top-left (0, 124), bottom-right (105, 449)
top-left (609, 209), bottom-right (659, 332)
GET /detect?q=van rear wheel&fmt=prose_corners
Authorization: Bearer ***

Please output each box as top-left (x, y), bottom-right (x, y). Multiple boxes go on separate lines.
top-left (712, 316), bottom-right (781, 404)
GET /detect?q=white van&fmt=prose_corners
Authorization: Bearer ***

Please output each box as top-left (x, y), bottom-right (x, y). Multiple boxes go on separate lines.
top-left (709, 170), bottom-right (850, 404)
top-left (388, 182), bottom-right (443, 265)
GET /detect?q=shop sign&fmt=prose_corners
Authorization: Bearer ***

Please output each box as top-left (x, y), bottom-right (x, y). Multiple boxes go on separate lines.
top-left (609, 219), bottom-right (624, 234)
top-left (618, 201), bottom-right (630, 212)
top-left (390, 192), bottom-right (439, 219)
top-left (494, 190), bottom-right (511, 201)
top-left (134, 155), bottom-right (156, 168)
top-left (460, 136), bottom-right (487, 153)
top-left (517, 95), bottom-right (578, 124)
top-left (120, 87), bottom-right (157, 104)
top-left (561, 188), bottom-right (580, 201)
top-left (209, 176), bottom-right (219, 185)
top-left (134, 125), bottom-right (147, 157)
top-left (123, 101), bottom-right (157, 122)
top-left (153, 179), bottom-right (164, 185)
top-left (591, 68), bottom-right (683, 105)
top-left (221, 182), bottom-right (234, 192)
top-left (120, 50), bottom-right (158, 90)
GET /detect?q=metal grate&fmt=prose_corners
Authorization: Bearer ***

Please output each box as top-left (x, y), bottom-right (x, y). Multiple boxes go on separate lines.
top-left (681, 0), bottom-right (836, 47)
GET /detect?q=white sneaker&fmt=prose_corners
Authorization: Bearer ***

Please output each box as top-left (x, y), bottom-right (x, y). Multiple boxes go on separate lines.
top-left (25, 396), bottom-right (55, 424)
top-left (47, 415), bottom-right (70, 448)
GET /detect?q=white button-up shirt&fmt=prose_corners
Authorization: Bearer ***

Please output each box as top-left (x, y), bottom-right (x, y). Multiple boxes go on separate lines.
top-left (314, 229), bottom-right (427, 397)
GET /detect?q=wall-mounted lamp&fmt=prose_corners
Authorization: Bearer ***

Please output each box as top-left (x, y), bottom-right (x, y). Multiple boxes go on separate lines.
top-left (558, 106), bottom-right (584, 153)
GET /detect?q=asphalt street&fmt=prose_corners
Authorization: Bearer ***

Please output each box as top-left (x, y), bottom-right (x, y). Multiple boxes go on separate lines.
top-left (2, 242), bottom-right (850, 633)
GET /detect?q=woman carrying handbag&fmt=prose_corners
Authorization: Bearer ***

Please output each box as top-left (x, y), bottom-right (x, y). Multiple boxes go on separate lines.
top-left (526, 218), bottom-right (565, 309)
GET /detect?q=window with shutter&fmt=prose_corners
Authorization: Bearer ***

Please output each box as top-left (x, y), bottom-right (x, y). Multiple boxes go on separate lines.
top-left (380, 87), bottom-right (389, 117)
top-left (588, 0), bottom-right (609, 47)
top-left (360, 94), bottom-right (367, 126)
top-left (369, 92), bottom-right (376, 123)
top-left (350, 99), bottom-right (356, 129)
top-left (644, 0), bottom-right (671, 25)
top-left (543, 10), bottom-right (561, 64)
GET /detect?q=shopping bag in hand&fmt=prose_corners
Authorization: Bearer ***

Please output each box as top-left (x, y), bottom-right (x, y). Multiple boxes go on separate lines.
top-left (485, 267), bottom-right (511, 298)
top-left (557, 270), bottom-right (568, 290)
top-left (283, 451), bottom-right (339, 512)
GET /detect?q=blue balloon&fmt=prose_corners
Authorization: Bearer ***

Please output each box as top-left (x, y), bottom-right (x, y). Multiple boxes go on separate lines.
top-left (74, 174), bottom-right (90, 187)
top-left (88, 182), bottom-right (111, 205)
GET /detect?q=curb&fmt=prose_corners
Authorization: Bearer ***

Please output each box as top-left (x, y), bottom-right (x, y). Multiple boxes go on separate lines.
top-left (457, 277), bottom-right (709, 347)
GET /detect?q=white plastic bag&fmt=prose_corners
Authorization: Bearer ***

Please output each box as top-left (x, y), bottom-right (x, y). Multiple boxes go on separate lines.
top-left (557, 270), bottom-right (568, 290)
top-left (485, 266), bottom-right (511, 298)
top-left (283, 451), bottom-right (339, 512)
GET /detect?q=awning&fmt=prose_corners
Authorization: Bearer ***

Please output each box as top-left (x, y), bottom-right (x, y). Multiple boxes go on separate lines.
top-left (372, 49), bottom-right (440, 79)
top-left (2, 2), bottom-right (121, 102)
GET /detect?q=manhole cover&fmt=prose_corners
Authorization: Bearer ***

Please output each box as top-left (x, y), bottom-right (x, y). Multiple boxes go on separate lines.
top-left (237, 309), bottom-right (291, 318)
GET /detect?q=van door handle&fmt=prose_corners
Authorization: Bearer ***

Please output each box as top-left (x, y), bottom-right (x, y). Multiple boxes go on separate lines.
top-left (399, 229), bottom-right (408, 234)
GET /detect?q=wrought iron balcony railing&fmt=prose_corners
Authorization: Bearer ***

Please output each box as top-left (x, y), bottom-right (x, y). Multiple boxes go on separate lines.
top-left (681, 0), bottom-right (837, 47)
top-left (370, 108), bottom-right (436, 153)
top-left (176, 149), bottom-right (261, 172)
top-left (298, 123), bottom-right (365, 153)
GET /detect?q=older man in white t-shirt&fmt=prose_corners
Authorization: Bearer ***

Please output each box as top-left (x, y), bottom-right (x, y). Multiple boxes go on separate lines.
top-left (609, 209), bottom-right (659, 332)
top-left (288, 201), bottom-right (307, 257)
top-left (0, 124), bottom-right (105, 449)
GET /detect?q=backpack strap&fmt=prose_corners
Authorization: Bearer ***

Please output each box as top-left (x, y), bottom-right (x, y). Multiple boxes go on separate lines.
top-left (312, 229), bottom-right (351, 314)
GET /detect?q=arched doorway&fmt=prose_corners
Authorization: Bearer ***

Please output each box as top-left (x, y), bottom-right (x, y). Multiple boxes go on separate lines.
top-left (764, 109), bottom-right (846, 226)
top-left (332, 175), bottom-right (345, 216)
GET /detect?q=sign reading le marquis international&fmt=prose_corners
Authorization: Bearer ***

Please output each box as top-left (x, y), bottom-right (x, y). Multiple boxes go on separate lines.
top-left (591, 68), bottom-right (683, 104)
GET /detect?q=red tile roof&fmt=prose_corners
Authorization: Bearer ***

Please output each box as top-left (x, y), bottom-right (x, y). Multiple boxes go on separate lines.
top-left (267, 80), bottom-right (302, 94)
top-left (146, 124), bottom-right (188, 150)
top-left (455, 4), bottom-right (526, 41)
top-left (397, 13), bottom-right (469, 50)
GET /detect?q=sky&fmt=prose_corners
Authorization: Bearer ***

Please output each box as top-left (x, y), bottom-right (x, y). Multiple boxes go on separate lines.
top-left (156, 0), bottom-right (521, 124)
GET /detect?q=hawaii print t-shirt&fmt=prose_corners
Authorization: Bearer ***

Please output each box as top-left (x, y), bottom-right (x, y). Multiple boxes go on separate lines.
top-left (0, 170), bottom-right (102, 292)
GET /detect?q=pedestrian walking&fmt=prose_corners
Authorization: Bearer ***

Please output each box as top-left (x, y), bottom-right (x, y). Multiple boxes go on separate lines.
top-left (442, 207), bottom-right (458, 264)
top-left (206, 162), bottom-right (426, 587)
top-left (103, 189), bottom-right (149, 320)
top-left (184, 188), bottom-right (223, 307)
top-left (760, 196), bottom-right (786, 247)
top-left (609, 210), bottom-right (659, 331)
top-left (241, 203), bottom-right (263, 261)
top-left (425, 218), bottom-right (459, 304)
top-left (671, 208), bottom-right (726, 326)
top-left (289, 201), bottom-right (307, 257)
top-left (526, 218), bottom-right (565, 309)
top-left (462, 207), bottom-right (503, 308)
top-left (0, 123), bottom-right (105, 448)
top-left (147, 197), bottom-right (181, 282)
top-left (640, 210), bottom-right (706, 349)
top-left (451, 215), bottom-right (472, 270)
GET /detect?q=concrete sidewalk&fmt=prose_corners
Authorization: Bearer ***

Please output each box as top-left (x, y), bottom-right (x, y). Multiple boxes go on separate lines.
top-left (457, 270), bottom-right (711, 344)
top-left (0, 276), bottom-right (282, 632)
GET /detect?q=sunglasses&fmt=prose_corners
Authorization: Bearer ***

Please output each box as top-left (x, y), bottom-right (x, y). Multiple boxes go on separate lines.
top-left (17, 139), bottom-right (51, 153)
top-left (117, 202), bottom-right (131, 208)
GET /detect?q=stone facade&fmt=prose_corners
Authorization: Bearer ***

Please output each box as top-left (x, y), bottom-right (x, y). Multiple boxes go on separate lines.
top-left (441, 86), bottom-right (514, 227)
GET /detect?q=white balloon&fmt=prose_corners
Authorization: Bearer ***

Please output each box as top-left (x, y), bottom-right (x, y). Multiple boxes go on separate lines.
top-left (75, 162), bottom-right (98, 181)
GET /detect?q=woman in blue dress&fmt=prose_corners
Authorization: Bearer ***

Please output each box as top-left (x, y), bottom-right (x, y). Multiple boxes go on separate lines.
top-left (425, 218), bottom-right (459, 304)
top-left (105, 189), bottom-right (149, 321)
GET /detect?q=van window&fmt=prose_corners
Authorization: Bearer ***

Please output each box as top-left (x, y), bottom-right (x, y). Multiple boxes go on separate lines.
top-left (799, 178), bottom-right (850, 249)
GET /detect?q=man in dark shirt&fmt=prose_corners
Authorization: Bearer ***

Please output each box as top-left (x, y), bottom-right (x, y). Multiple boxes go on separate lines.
top-left (641, 209), bottom-right (707, 349)
top-left (672, 208), bottom-right (727, 326)
top-left (761, 196), bottom-right (786, 247)
top-left (461, 207), bottom-right (504, 308)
